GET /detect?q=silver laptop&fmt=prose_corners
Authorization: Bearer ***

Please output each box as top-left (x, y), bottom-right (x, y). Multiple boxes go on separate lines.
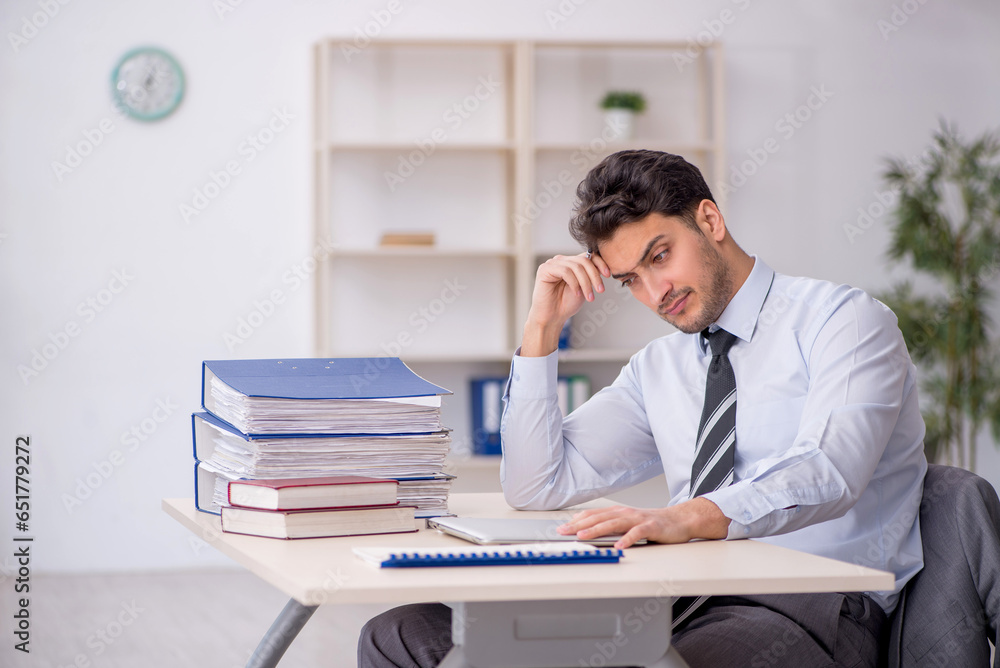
top-left (426, 516), bottom-right (646, 547)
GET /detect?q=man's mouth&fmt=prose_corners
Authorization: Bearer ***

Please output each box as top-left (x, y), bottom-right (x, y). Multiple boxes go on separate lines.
top-left (661, 293), bottom-right (689, 316)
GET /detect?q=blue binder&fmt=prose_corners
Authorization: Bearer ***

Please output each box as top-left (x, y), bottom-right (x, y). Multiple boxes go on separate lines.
top-left (470, 377), bottom-right (506, 455)
top-left (201, 357), bottom-right (451, 437)
top-left (202, 357), bottom-right (450, 401)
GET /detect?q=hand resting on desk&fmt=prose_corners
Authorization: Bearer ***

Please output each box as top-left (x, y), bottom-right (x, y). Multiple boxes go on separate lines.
top-left (556, 497), bottom-right (730, 549)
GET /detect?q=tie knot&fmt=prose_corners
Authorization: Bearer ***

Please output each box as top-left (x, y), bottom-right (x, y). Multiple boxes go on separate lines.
top-left (704, 328), bottom-right (737, 356)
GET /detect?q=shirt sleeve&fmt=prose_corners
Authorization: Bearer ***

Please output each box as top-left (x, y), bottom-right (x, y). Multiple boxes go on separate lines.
top-left (500, 348), bottom-right (663, 510)
top-left (703, 290), bottom-right (917, 539)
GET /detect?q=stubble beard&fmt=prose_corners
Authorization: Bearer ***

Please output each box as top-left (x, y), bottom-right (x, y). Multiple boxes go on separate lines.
top-left (658, 238), bottom-right (734, 334)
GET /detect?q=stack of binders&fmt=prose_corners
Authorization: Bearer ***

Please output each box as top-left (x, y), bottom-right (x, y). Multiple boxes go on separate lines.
top-left (192, 357), bottom-right (454, 518)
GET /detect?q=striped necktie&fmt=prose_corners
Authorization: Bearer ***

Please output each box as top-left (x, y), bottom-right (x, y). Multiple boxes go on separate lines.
top-left (672, 327), bottom-right (738, 629)
top-left (690, 328), bottom-right (738, 497)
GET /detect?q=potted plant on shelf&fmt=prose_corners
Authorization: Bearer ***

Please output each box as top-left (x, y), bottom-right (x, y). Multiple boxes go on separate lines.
top-left (877, 121), bottom-right (1000, 470)
top-left (600, 91), bottom-right (646, 141)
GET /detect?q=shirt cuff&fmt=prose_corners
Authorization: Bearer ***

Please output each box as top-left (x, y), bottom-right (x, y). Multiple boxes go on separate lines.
top-left (702, 483), bottom-right (775, 538)
top-left (509, 348), bottom-right (559, 400)
top-left (704, 479), bottom-right (838, 539)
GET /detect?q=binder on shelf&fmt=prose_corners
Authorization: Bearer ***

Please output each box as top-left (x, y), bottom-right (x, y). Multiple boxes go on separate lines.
top-left (558, 374), bottom-right (591, 417)
top-left (471, 374), bottom-right (592, 454)
top-left (353, 542), bottom-right (622, 568)
top-left (470, 377), bottom-right (506, 456)
top-left (558, 317), bottom-right (572, 350)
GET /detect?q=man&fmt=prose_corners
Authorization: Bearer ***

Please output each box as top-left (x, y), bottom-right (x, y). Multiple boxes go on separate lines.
top-left (359, 150), bottom-right (927, 667)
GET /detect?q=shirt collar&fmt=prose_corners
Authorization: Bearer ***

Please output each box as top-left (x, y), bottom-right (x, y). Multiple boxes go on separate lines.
top-left (705, 256), bottom-right (775, 347)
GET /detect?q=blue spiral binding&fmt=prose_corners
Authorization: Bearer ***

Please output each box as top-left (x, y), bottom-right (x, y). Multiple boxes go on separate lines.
top-left (378, 547), bottom-right (623, 568)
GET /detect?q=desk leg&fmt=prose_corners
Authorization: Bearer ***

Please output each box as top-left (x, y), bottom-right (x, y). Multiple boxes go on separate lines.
top-left (245, 597), bottom-right (318, 668)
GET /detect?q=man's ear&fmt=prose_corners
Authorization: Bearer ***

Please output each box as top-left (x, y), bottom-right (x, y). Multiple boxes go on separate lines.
top-left (698, 199), bottom-right (726, 242)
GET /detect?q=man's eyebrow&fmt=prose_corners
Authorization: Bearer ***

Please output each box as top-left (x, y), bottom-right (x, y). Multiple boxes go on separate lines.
top-left (610, 235), bottom-right (665, 280)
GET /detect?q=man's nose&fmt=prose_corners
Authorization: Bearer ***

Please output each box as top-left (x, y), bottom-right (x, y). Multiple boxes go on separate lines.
top-left (645, 274), bottom-right (669, 307)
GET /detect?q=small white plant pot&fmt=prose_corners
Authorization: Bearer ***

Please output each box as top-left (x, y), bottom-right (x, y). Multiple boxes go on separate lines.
top-left (603, 109), bottom-right (636, 141)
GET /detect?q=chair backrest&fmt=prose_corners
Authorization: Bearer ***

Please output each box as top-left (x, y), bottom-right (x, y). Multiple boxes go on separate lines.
top-left (887, 463), bottom-right (1000, 667)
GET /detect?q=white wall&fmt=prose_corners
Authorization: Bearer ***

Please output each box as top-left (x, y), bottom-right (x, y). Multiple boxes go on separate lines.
top-left (2, 0), bottom-right (999, 573)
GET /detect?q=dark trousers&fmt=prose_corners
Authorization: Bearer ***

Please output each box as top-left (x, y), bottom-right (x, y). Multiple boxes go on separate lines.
top-left (357, 592), bottom-right (887, 668)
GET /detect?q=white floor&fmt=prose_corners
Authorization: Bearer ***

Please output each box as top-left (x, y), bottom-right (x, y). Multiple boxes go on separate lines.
top-left (1, 570), bottom-right (396, 668)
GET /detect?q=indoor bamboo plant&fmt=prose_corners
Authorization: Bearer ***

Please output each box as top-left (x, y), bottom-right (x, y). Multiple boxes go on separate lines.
top-left (877, 121), bottom-right (1000, 469)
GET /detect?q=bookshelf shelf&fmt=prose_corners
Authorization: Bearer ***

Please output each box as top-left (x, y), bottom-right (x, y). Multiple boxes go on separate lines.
top-left (533, 141), bottom-right (715, 153)
top-left (326, 140), bottom-right (516, 152)
top-left (327, 247), bottom-right (518, 259)
top-left (366, 352), bottom-right (516, 364)
top-left (557, 348), bottom-right (640, 363)
top-left (313, 38), bottom-right (724, 452)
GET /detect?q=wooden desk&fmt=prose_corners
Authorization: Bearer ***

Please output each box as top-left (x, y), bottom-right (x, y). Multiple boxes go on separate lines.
top-left (164, 494), bottom-right (893, 668)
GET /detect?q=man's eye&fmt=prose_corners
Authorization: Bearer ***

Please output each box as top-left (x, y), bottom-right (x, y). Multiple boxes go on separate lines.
top-left (620, 277), bottom-right (635, 288)
top-left (653, 250), bottom-right (668, 262)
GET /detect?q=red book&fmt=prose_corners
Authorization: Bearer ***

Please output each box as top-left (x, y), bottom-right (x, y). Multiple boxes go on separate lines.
top-left (221, 504), bottom-right (416, 540)
top-left (227, 475), bottom-right (398, 510)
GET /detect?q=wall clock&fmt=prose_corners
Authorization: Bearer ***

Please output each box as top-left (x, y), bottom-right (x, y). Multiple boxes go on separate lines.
top-left (111, 47), bottom-right (185, 121)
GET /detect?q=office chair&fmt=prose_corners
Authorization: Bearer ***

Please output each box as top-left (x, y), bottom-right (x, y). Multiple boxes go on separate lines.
top-left (887, 463), bottom-right (1000, 667)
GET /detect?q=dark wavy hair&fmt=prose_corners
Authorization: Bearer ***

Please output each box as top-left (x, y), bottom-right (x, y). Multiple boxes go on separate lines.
top-left (569, 150), bottom-right (716, 253)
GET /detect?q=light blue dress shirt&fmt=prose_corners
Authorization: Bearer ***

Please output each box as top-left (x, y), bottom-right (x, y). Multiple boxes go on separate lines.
top-left (500, 257), bottom-right (926, 612)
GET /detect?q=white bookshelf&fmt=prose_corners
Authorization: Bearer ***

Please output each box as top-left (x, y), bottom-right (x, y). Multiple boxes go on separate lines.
top-left (312, 38), bottom-right (725, 453)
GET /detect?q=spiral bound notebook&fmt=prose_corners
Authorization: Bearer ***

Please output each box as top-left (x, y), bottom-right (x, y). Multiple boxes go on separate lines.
top-left (353, 542), bottom-right (622, 568)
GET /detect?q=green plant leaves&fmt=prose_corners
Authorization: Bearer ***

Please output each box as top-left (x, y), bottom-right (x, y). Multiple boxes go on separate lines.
top-left (877, 121), bottom-right (1000, 469)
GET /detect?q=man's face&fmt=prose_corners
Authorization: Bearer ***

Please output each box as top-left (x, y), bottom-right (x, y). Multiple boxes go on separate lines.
top-left (598, 212), bottom-right (734, 334)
